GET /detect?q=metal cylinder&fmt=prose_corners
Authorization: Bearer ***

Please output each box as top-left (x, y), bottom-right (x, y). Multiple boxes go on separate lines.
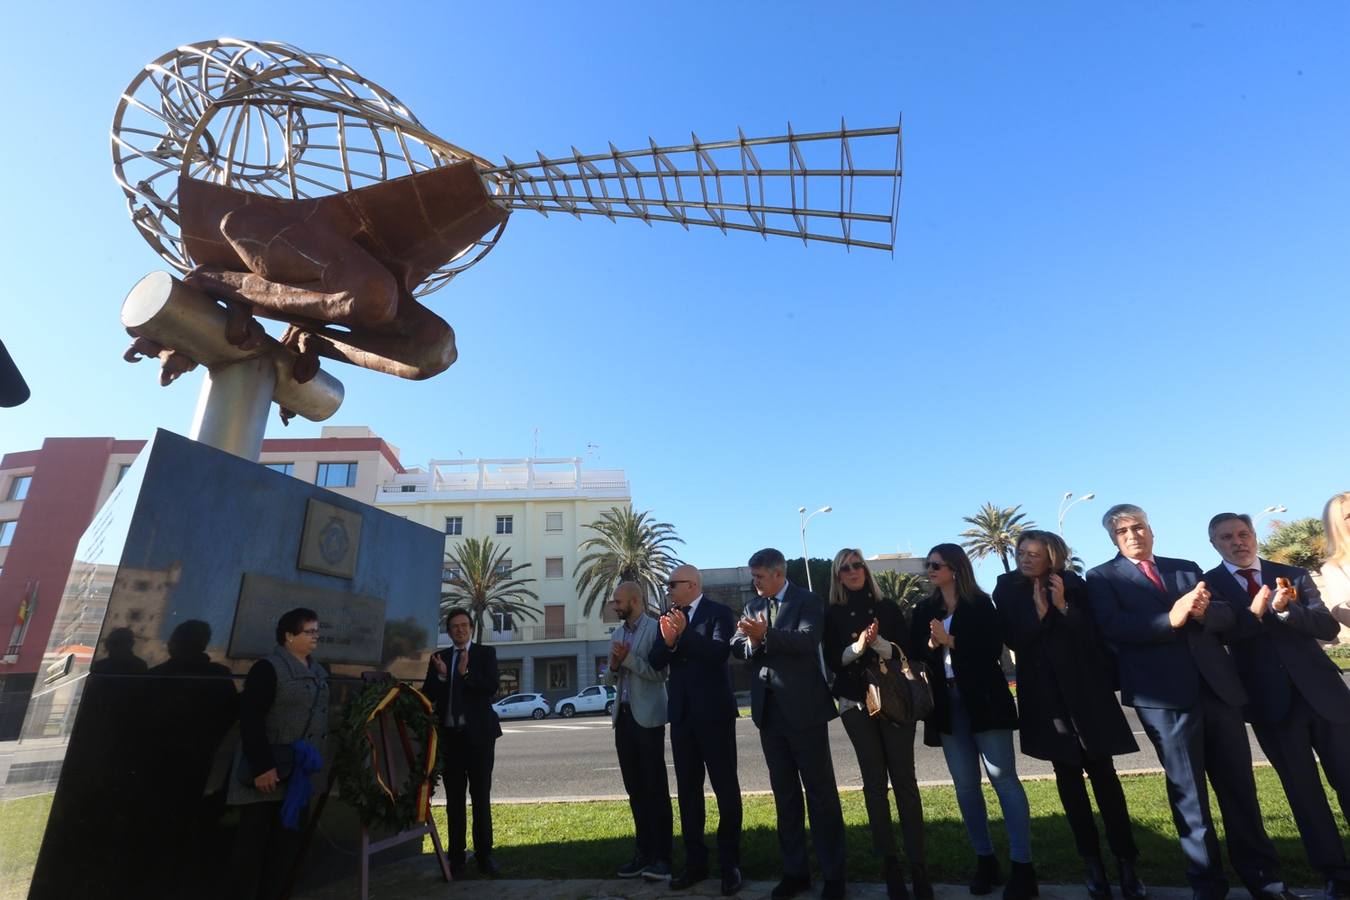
top-left (188, 356), bottom-right (276, 460)
top-left (121, 271), bottom-right (345, 423)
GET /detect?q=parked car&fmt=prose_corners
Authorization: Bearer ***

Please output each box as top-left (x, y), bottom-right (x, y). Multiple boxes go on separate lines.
top-left (492, 692), bottom-right (551, 720)
top-left (554, 684), bottom-right (616, 718)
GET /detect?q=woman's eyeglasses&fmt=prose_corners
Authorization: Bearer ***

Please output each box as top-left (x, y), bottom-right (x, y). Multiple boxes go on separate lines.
top-left (837, 562), bottom-right (867, 574)
top-left (925, 561), bottom-right (948, 572)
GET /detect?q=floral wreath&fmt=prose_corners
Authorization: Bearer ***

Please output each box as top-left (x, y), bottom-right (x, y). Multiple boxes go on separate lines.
top-left (335, 681), bottom-right (440, 832)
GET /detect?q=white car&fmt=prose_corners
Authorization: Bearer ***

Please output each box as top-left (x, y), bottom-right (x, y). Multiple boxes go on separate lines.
top-left (554, 684), bottom-right (616, 718)
top-left (492, 692), bottom-right (551, 720)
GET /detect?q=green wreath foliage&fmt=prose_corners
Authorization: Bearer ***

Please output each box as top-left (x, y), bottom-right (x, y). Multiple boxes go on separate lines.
top-left (334, 681), bottom-right (441, 833)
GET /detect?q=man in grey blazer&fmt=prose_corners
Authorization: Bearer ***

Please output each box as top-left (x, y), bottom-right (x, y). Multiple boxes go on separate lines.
top-left (602, 581), bottom-right (673, 882)
top-left (732, 548), bottom-right (846, 900)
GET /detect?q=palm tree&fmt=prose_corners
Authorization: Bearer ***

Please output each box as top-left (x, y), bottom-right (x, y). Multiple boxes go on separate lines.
top-left (960, 502), bottom-right (1036, 573)
top-left (441, 537), bottom-right (541, 643)
top-left (875, 569), bottom-right (930, 616)
top-left (574, 505), bottom-right (685, 615)
top-left (1260, 518), bottom-right (1326, 571)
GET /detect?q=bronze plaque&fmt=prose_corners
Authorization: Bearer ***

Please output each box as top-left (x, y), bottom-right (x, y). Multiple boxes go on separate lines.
top-left (298, 498), bottom-right (362, 579)
top-left (229, 573), bottom-right (386, 664)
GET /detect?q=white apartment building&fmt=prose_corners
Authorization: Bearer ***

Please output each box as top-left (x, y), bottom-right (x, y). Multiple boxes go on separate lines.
top-left (374, 456), bottom-right (631, 699)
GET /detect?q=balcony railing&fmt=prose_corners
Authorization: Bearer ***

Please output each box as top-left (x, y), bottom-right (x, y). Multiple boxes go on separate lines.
top-left (488, 624), bottom-right (579, 642)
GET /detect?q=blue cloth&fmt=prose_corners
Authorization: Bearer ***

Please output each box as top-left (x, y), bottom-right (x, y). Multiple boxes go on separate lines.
top-left (280, 739), bottom-right (323, 830)
top-left (939, 687), bottom-right (1032, 862)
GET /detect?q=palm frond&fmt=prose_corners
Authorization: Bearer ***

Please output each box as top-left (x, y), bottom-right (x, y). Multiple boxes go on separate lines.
top-left (959, 502), bottom-right (1036, 573)
top-left (573, 505), bottom-right (685, 615)
top-left (440, 536), bottom-right (541, 643)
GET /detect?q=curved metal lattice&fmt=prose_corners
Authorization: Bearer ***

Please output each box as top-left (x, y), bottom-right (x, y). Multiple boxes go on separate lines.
top-left (113, 38), bottom-right (903, 300)
top-left (111, 38), bottom-right (506, 297)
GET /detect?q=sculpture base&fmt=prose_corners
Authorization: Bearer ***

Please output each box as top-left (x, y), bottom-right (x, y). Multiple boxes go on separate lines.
top-left (0, 430), bottom-right (442, 899)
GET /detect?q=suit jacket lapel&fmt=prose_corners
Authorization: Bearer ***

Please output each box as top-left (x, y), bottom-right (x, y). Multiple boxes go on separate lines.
top-left (1213, 563), bottom-right (1247, 599)
top-left (1114, 554), bottom-right (1167, 605)
top-left (688, 598), bottom-right (710, 633)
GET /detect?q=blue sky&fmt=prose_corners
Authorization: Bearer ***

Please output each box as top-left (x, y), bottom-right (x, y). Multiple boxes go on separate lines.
top-left (3, 3), bottom-right (1347, 583)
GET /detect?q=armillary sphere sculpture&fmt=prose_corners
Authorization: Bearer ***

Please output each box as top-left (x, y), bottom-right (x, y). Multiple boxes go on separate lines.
top-left (111, 38), bottom-right (902, 442)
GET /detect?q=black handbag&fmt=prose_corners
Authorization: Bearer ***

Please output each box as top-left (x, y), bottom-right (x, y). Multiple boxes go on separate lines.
top-left (864, 643), bottom-right (935, 725)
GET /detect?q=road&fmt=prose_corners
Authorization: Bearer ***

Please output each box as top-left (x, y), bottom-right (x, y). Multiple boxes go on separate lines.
top-left (486, 704), bottom-right (1270, 802)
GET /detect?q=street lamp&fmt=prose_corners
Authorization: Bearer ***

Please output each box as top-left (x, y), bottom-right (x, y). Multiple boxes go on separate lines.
top-left (798, 505), bottom-right (832, 593)
top-left (1057, 491), bottom-right (1096, 534)
top-left (1252, 505), bottom-right (1287, 528)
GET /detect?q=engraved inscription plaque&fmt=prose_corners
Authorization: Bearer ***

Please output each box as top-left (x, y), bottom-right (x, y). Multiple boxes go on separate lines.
top-left (228, 573), bottom-right (386, 664)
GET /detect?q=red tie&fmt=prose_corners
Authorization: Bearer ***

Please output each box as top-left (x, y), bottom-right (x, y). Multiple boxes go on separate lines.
top-left (1138, 559), bottom-right (1166, 593)
top-left (1237, 568), bottom-right (1261, 598)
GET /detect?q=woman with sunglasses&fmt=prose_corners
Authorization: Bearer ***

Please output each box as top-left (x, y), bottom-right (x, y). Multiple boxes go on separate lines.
top-left (911, 543), bottom-right (1034, 900)
top-left (823, 549), bottom-right (931, 900)
top-left (994, 531), bottom-right (1145, 900)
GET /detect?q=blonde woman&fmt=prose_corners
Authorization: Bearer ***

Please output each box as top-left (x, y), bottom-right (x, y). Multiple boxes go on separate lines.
top-left (1323, 492), bottom-right (1350, 627)
top-left (823, 548), bottom-right (929, 900)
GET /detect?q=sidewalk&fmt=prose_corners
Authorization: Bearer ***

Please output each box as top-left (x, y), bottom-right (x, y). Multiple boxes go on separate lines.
top-left (292, 855), bottom-right (1197, 900)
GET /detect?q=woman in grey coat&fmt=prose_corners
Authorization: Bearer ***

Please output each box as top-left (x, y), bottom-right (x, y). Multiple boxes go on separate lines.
top-left (226, 607), bottom-right (329, 900)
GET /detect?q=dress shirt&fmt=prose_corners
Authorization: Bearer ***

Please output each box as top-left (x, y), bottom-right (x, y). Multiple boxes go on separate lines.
top-left (1223, 559), bottom-right (1290, 620)
top-left (437, 640), bottom-right (472, 727)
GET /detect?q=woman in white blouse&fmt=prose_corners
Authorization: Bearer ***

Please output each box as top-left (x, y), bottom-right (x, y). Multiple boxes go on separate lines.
top-left (1322, 491), bottom-right (1350, 627)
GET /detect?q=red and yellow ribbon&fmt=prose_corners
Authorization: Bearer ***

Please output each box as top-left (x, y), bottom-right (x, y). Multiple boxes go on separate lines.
top-left (363, 682), bottom-right (437, 824)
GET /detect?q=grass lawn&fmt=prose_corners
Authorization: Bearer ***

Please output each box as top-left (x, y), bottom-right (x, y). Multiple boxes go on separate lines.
top-left (0, 794), bottom-right (53, 900)
top-left (426, 766), bottom-right (1340, 887)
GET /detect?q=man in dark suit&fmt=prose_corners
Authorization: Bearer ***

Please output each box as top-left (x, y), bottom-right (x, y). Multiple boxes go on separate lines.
top-left (1087, 504), bottom-right (1292, 900)
top-left (649, 564), bottom-right (743, 895)
top-left (732, 548), bottom-right (846, 900)
top-left (1205, 512), bottom-right (1350, 900)
top-left (421, 607), bottom-right (502, 878)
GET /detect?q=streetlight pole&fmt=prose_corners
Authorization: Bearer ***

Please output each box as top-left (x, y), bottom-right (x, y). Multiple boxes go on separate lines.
top-left (798, 505), bottom-right (832, 593)
top-left (1252, 505), bottom-right (1287, 529)
top-left (1057, 491), bottom-right (1096, 535)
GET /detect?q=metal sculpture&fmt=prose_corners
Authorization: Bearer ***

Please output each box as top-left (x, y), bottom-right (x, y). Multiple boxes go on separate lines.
top-left (111, 38), bottom-right (902, 441)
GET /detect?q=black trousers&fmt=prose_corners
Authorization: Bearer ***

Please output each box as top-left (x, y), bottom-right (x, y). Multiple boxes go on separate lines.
top-left (1136, 685), bottom-right (1281, 899)
top-left (841, 705), bottom-right (927, 878)
top-left (670, 715), bottom-right (742, 871)
top-left (1253, 689), bottom-right (1350, 880)
top-left (760, 691), bottom-right (847, 883)
top-left (615, 705), bottom-right (673, 862)
top-left (438, 725), bottom-right (495, 863)
top-left (1049, 747), bottom-right (1138, 862)
top-left (225, 801), bottom-right (307, 900)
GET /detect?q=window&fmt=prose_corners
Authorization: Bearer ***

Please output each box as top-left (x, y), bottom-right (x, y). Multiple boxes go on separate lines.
top-left (6, 476), bottom-right (31, 501)
top-left (494, 558), bottom-right (514, 577)
top-left (316, 462), bottom-right (357, 487)
top-left (496, 515), bottom-right (513, 534)
top-left (442, 564), bottom-right (463, 583)
top-left (265, 462), bottom-right (294, 476)
top-left (547, 660), bottom-right (570, 690)
top-left (545, 512), bottom-right (563, 532)
top-left (0, 520), bottom-right (16, 547)
top-left (545, 557), bottom-right (563, 579)
top-left (444, 516), bottom-right (463, 536)
top-left (581, 687), bottom-right (599, 697)
top-left (399, 485), bottom-right (417, 493)
top-left (492, 611), bottom-right (514, 632)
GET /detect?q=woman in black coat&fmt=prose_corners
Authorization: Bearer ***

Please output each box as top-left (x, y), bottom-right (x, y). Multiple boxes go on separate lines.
top-left (910, 543), bottom-right (1033, 900)
top-left (823, 548), bottom-right (930, 900)
top-left (993, 530), bottom-right (1145, 900)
